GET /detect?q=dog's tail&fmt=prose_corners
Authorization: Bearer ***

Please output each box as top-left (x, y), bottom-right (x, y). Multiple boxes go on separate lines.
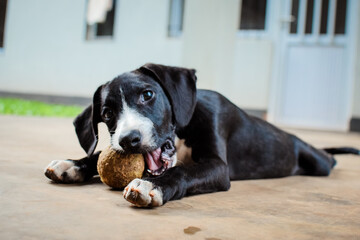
top-left (323, 147), bottom-right (360, 155)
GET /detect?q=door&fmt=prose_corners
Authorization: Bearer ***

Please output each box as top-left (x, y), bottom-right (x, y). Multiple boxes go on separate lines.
top-left (272, 0), bottom-right (356, 130)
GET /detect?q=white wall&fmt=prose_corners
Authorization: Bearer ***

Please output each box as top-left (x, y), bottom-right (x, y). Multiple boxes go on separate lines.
top-left (351, 2), bottom-right (360, 118)
top-left (0, 0), bottom-right (182, 97)
top-left (182, 0), bottom-right (274, 110)
top-left (0, 0), bottom-right (274, 111)
top-left (0, 0), bottom-right (272, 110)
top-left (353, 66), bottom-right (360, 118)
top-left (0, 0), bottom-right (358, 119)
top-left (182, 0), bottom-right (238, 94)
top-left (230, 40), bottom-right (272, 110)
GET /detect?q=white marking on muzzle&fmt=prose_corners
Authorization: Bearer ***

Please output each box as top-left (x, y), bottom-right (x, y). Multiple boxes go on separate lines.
top-left (111, 91), bottom-right (156, 151)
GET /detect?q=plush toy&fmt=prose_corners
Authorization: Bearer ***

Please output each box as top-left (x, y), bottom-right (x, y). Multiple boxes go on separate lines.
top-left (97, 146), bottom-right (145, 189)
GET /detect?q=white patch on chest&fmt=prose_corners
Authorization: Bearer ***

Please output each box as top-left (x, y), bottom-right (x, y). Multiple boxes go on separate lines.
top-left (174, 136), bottom-right (193, 166)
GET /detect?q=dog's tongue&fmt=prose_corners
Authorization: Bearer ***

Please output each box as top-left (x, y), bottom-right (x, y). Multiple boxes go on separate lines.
top-left (144, 148), bottom-right (162, 171)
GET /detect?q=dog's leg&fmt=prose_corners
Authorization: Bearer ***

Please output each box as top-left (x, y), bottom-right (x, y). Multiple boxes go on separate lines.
top-left (123, 158), bottom-right (230, 207)
top-left (294, 139), bottom-right (336, 176)
top-left (44, 152), bottom-right (100, 183)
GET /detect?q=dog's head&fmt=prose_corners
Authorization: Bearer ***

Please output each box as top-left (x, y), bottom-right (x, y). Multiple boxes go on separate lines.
top-left (74, 63), bottom-right (197, 175)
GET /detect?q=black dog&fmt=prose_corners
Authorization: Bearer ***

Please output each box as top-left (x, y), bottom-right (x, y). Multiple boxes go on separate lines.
top-left (45, 63), bottom-right (360, 207)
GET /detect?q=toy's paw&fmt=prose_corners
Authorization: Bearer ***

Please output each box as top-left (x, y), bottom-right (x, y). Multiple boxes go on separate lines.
top-left (123, 179), bottom-right (163, 207)
top-left (44, 160), bottom-right (85, 183)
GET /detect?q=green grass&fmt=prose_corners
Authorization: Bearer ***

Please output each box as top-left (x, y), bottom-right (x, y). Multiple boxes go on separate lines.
top-left (0, 98), bottom-right (83, 117)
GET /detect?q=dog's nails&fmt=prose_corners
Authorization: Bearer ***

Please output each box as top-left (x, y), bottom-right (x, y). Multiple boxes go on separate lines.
top-left (149, 191), bottom-right (155, 197)
top-left (125, 186), bottom-right (129, 191)
top-left (133, 188), bottom-right (140, 193)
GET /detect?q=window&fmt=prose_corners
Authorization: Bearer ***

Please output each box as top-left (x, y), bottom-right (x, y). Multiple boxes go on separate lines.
top-left (334, 0), bottom-right (347, 34)
top-left (320, 0), bottom-right (329, 34)
top-left (290, 0), bottom-right (299, 34)
top-left (239, 0), bottom-right (267, 30)
top-left (0, 0), bottom-right (7, 48)
top-left (168, 0), bottom-right (185, 37)
top-left (305, 0), bottom-right (314, 34)
top-left (320, 0), bottom-right (348, 35)
top-left (291, 0), bottom-right (347, 35)
top-left (86, 0), bottom-right (116, 40)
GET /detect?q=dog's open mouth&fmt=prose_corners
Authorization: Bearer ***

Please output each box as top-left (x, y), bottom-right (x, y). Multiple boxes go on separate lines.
top-left (144, 139), bottom-right (176, 176)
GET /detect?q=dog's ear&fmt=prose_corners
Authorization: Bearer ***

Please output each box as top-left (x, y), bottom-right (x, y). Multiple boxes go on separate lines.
top-left (140, 63), bottom-right (197, 128)
top-left (73, 85), bottom-right (104, 156)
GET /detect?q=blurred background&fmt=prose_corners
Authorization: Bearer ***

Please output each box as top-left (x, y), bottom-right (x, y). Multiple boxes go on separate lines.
top-left (0, 0), bottom-right (359, 132)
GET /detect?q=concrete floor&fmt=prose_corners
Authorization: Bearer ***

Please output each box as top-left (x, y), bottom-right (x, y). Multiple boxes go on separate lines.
top-left (0, 115), bottom-right (359, 240)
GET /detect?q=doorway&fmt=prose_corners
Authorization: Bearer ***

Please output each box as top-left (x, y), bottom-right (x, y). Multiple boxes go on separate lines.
top-left (270, 0), bottom-right (357, 130)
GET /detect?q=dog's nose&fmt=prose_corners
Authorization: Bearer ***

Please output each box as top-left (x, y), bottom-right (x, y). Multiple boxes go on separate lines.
top-left (119, 130), bottom-right (142, 151)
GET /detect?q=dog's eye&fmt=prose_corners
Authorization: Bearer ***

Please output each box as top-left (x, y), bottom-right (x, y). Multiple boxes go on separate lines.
top-left (102, 108), bottom-right (114, 121)
top-left (141, 90), bottom-right (154, 102)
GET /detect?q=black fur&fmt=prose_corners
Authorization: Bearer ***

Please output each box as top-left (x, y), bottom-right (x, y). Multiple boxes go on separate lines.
top-left (73, 85), bottom-right (104, 156)
top-left (48, 63), bottom-right (360, 206)
top-left (323, 147), bottom-right (360, 155)
top-left (139, 63), bottom-right (197, 128)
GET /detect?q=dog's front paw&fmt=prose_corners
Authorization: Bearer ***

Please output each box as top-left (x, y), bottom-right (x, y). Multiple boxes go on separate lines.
top-left (123, 179), bottom-right (163, 207)
top-left (44, 160), bottom-right (85, 183)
